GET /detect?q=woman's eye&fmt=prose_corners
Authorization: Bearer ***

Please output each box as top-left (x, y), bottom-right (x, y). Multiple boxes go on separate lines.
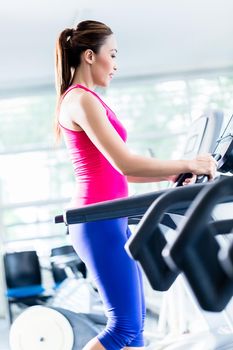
top-left (111, 55), bottom-right (116, 58)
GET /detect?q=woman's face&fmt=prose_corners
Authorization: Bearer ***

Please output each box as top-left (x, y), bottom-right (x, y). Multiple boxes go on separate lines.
top-left (92, 34), bottom-right (118, 87)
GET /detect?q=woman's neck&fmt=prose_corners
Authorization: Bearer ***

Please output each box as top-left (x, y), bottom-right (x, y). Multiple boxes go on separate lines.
top-left (71, 68), bottom-right (96, 91)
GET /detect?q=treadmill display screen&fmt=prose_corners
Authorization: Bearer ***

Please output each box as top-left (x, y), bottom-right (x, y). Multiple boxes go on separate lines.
top-left (213, 115), bottom-right (233, 173)
top-left (214, 134), bottom-right (232, 156)
top-left (185, 134), bottom-right (198, 154)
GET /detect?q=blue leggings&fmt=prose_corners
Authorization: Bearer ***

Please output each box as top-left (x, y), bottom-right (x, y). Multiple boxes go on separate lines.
top-left (69, 218), bottom-right (146, 350)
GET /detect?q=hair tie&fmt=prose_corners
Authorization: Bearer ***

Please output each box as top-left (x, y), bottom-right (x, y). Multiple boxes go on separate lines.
top-left (66, 29), bottom-right (74, 43)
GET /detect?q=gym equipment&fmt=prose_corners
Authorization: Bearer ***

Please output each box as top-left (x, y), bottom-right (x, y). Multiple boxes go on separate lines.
top-left (4, 250), bottom-right (52, 324)
top-left (214, 114), bottom-right (233, 173)
top-left (125, 113), bottom-right (233, 292)
top-left (175, 113), bottom-right (233, 186)
top-left (9, 306), bottom-right (74, 350)
top-left (181, 110), bottom-right (223, 158)
top-left (122, 115), bottom-right (233, 348)
top-left (170, 176), bottom-right (233, 312)
top-left (125, 177), bottom-right (233, 293)
top-left (48, 277), bottom-right (104, 314)
top-left (50, 245), bottom-right (86, 288)
top-left (174, 110), bottom-right (223, 186)
top-left (9, 275), bottom-right (107, 350)
top-left (152, 177), bottom-right (233, 350)
top-left (9, 305), bottom-right (106, 350)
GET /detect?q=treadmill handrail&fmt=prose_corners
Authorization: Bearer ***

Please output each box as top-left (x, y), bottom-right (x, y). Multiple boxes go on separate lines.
top-left (55, 183), bottom-right (208, 225)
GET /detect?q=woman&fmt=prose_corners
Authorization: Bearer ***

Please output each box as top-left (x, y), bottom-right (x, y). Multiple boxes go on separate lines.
top-left (54, 20), bottom-right (216, 350)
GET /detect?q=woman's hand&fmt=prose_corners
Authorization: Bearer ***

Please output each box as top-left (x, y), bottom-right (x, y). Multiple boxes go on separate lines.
top-left (182, 174), bottom-right (197, 186)
top-left (189, 154), bottom-right (217, 180)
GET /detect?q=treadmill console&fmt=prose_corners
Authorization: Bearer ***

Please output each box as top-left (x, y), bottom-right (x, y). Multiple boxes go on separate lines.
top-left (214, 115), bottom-right (233, 173)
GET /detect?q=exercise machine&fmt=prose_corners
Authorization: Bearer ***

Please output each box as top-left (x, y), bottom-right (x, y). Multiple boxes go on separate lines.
top-left (125, 116), bottom-right (233, 349)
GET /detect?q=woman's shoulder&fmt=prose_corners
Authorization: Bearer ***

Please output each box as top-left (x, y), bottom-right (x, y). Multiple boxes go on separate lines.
top-left (65, 86), bottom-right (100, 105)
top-left (62, 85), bottom-right (87, 104)
top-left (61, 87), bottom-right (105, 123)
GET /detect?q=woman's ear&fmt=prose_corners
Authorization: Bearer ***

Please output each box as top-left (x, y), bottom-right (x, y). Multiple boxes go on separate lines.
top-left (83, 49), bottom-right (95, 64)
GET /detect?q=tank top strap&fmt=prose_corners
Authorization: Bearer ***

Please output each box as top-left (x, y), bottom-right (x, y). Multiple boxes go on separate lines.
top-left (61, 84), bottom-right (108, 110)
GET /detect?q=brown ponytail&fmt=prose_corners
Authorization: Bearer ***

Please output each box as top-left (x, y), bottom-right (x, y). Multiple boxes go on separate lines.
top-left (55, 28), bottom-right (74, 97)
top-left (54, 20), bottom-right (113, 142)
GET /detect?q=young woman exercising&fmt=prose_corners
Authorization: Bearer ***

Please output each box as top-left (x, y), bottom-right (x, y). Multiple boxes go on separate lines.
top-left (54, 20), bottom-right (217, 350)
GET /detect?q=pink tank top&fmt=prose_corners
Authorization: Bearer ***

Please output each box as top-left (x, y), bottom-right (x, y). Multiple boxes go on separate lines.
top-left (59, 84), bottom-right (128, 207)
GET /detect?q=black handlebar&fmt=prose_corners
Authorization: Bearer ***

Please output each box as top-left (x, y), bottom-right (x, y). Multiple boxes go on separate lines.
top-left (170, 176), bottom-right (233, 311)
top-left (175, 153), bottom-right (222, 187)
top-left (54, 184), bottom-right (208, 226)
top-left (125, 176), bottom-right (233, 309)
